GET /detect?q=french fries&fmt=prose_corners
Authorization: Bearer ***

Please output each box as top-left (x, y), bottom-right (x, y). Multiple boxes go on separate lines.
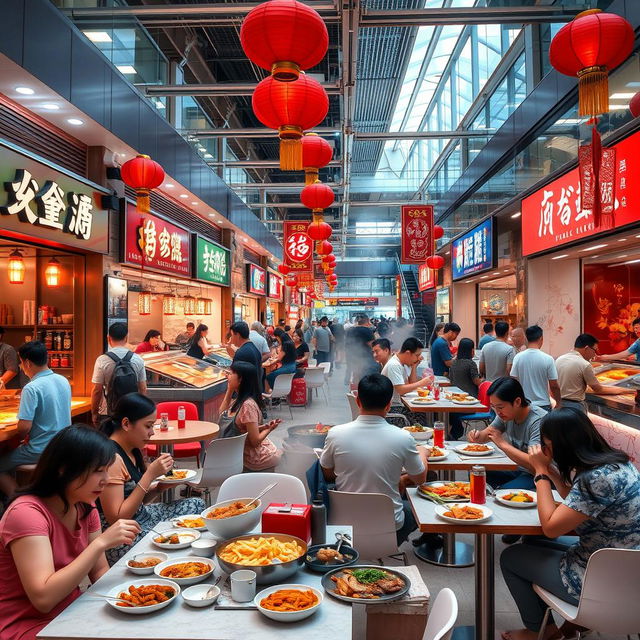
top-left (218, 536), bottom-right (304, 566)
top-left (260, 589), bottom-right (318, 611)
top-left (206, 501), bottom-right (257, 520)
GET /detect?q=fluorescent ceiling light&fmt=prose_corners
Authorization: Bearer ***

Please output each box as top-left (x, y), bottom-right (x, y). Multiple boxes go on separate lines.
top-left (84, 31), bottom-right (112, 43)
top-left (624, 259), bottom-right (640, 265)
top-left (204, 153), bottom-right (213, 159)
top-left (617, 238), bottom-right (627, 242)
top-left (608, 104), bottom-right (628, 110)
top-left (610, 92), bottom-right (635, 99)
top-left (155, 100), bottom-right (165, 109)
top-left (191, 201), bottom-right (198, 206)
top-left (580, 244), bottom-right (608, 252)
top-left (116, 65), bottom-right (137, 75)
top-left (511, 212), bottom-right (521, 218)
top-left (179, 194), bottom-right (188, 198)
top-left (41, 103), bottom-right (60, 110)
top-left (15, 86), bottom-right (34, 95)
top-left (165, 184), bottom-right (174, 188)
top-left (551, 254), bottom-right (569, 260)
top-left (67, 118), bottom-right (83, 126)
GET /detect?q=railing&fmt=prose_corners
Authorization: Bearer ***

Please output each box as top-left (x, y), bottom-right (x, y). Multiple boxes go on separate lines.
top-left (394, 253), bottom-right (416, 322)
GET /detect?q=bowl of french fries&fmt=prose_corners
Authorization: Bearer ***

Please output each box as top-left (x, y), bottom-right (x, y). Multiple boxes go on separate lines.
top-left (201, 498), bottom-right (262, 539)
top-left (216, 533), bottom-right (307, 584)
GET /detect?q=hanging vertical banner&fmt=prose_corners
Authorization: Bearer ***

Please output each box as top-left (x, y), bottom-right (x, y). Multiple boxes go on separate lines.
top-left (599, 147), bottom-right (616, 220)
top-left (283, 221), bottom-right (313, 272)
top-left (296, 271), bottom-right (315, 291)
top-left (400, 205), bottom-right (433, 264)
top-left (396, 274), bottom-right (402, 318)
top-left (578, 144), bottom-right (595, 212)
top-left (418, 264), bottom-right (436, 291)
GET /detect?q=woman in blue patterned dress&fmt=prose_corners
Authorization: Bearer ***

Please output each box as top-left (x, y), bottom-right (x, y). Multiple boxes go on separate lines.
top-left (500, 408), bottom-right (640, 640)
top-left (98, 393), bottom-right (205, 565)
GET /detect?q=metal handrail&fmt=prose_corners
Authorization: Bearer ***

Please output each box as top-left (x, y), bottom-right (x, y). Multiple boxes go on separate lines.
top-left (393, 253), bottom-right (415, 321)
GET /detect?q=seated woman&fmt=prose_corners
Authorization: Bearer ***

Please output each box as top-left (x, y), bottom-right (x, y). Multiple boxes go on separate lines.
top-left (264, 328), bottom-right (298, 392)
top-left (500, 408), bottom-right (640, 640)
top-left (293, 329), bottom-right (310, 368)
top-left (0, 426), bottom-right (140, 640)
top-left (99, 393), bottom-right (205, 565)
top-left (448, 337), bottom-right (483, 440)
top-left (219, 361), bottom-right (281, 471)
top-left (186, 324), bottom-right (214, 359)
top-left (134, 329), bottom-right (167, 354)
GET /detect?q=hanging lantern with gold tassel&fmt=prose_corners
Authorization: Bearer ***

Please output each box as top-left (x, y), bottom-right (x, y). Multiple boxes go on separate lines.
top-left (120, 154), bottom-right (165, 213)
top-left (302, 133), bottom-right (333, 185)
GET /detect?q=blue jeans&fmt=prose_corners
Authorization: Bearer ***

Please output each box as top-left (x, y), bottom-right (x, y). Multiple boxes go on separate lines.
top-left (396, 499), bottom-right (418, 546)
top-left (315, 351), bottom-right (330, 364)
top-left (487, 470), bottom-right (535, 490)
top-left (266, 362), bottom-right (297, 389)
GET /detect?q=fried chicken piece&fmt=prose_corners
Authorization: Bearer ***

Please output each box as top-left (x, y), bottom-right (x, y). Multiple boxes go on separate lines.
top-left (377, 577), bottom-right (405, 593)
top-left (316, 547), bottom-right (344, 563)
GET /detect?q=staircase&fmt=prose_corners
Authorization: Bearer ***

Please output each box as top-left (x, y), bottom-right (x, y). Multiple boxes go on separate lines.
top-left (403, 267), bottom-right (435, 346)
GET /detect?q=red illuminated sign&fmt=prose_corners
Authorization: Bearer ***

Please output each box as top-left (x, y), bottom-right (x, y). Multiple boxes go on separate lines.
top-left (267, 271), bottom-right (283, 301)
top-left (247, 264), bottom-right (266, 295)
top-left (522, 129), bottom-right (640, 256)
top-left (401, 205), bottom-right (433, 264)
top-left (418, 264), bottom-right (436, 291)
top-left (283, 221), bottom-right (313, 272)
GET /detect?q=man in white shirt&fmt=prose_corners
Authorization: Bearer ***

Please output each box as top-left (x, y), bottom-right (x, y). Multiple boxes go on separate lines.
top-left (479, 321), bottom-right (515, 381)
top-left (510, 325), bottom-right (562, 411)
top-left (320, 373), bottom-right (428, 545)
top-left (249, 321), bottom-right (271, 363)
top-left (381, 337), bottom-right (433, 404)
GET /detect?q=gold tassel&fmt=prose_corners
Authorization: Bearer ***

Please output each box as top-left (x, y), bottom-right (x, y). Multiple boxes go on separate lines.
top-left (577, 66), bottom-right (609, 117)
top-left (136, 189), bottom-right (150, 213)
top-left (279, 139), bottom-right (303, 171)
top-left (305, 169), bottom-right (319, 185)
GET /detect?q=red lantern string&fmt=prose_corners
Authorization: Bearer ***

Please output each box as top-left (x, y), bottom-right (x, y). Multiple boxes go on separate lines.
top-left (302, 133), bottom-right (333, 185)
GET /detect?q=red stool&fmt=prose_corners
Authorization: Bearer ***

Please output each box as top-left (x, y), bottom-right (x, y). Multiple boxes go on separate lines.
top-left (145, 402), bottom-right (202, 466)
top-left (289, 377), bottom-right (307, 407)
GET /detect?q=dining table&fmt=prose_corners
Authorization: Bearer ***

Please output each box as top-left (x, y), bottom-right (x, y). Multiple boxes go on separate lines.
top-left (407, 486), bottom-right (559, 640)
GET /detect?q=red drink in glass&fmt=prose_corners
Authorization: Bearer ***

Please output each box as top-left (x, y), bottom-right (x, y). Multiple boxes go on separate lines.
top-left (433, 421), bottom-right (445, 448)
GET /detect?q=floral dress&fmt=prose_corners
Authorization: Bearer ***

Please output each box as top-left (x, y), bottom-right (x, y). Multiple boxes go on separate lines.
top-left (232, 398), bottom-right (281, 471)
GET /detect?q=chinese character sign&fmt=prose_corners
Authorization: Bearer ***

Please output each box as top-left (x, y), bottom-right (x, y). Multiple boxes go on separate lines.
top-left (283, 221), bottom-right (313, 272)
top-left (451, 218), bottom-right (494, 280)
top-left (268, 272), bottom-right (284, 301)
top-left (418, 264), bottom-right (435, 291)
top-left (123, 204), bottom-right (190, 276)
top-left (401, 205), bottom-right (433, 264)
top-left (247, 264), bottom-right (266, 295)
top-left (194, 236), bottom-right (230, 286)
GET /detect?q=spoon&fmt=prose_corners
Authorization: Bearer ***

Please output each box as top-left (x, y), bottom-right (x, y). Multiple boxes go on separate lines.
top-left (244, 482), bottom-right (278, 509)
top-left (202, 575), bottom-right (224, 600)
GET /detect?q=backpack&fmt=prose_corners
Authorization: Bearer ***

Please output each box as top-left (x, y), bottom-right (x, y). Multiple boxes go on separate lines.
top-left (105, 351), bottom-right (139, 413)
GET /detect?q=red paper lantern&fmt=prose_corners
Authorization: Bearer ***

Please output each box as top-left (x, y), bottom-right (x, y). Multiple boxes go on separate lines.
top-left (426, 255), bottom-right (445, 270)
top-left (285, 275), bottom-right (297, 287)
top-left (317, 240), bottom-right (333, 256)
top-left (321, 253), bottom-right (335, 264)
top-left (433, 225), bottom-right (444, 240)
top-left (307, 220), bottom-right (332, 241)
top-left (549, 9), bottom-right (634, 116)
top-left (240, 0), bottom-right (328, 82)
top-left (277, 264), bottom-right (291, 275)
top-left (302, 133), bottom-right (333, 184)
top-left (120, 154), bottom-right (165, 213)
top-left (252, 75), bottom-right (329, 170)
top-left (301, 182), bottom-right (334, 212)
top-left (630, 93), bottom-right (640, 118)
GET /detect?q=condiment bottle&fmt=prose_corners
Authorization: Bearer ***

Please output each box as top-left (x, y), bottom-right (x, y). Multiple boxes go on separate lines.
top-left (310, 492), bottom-right (326, 545)
top-left (160, 413), bottom-right (169, 432)
top-left (177, 405), bottom-right (186, 429)
top-left (433, 421), bottom-right (445, 448)
top-left (470, 465), bottom-right (487, 505)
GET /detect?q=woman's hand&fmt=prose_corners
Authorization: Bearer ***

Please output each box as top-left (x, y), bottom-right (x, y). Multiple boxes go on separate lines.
top-left (96, 519), bottom-right (140, 551)
top-left (147, 453), bottom-right (174, 478)
top-left (267, 419), bottom-right (281, 431)
top-left (467, 429), bottom-right (480, 443)
top-left (528, 443), bottom-right (552, 475)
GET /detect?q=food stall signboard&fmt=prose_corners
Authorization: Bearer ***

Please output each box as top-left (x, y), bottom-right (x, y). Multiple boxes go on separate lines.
top-left (122, 204), bottom-right (190, 276)
top-left (268, 272), bottom-right (284, 301)
top-left (327, 297), bottom-right (379, 306)
top-left (247, 264), bottom-right (266, 295)
top-left (452, 218), bottom-right (494, 280)
top-left (401, 205), bottom-right (433, 264)
top-left (283, 221), bottom-right (313, 272)
top-left (522, 128), bottom-right (640, 256)
top-left (193, 236), bottom-right (230, 286)
top-left (436, 287), bottom-right (450, 319)
top-left (418, 264), bottom-right (436, 291)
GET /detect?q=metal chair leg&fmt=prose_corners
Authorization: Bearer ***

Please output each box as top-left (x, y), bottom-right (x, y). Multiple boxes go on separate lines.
top-left (537, 609), bottom-right (552, 640)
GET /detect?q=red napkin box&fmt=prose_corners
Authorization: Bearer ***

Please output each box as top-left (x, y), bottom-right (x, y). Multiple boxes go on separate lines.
top-left (261, 503), bottom-right (311, 543)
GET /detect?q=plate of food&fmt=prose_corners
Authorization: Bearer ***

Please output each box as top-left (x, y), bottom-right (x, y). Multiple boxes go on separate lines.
top-left (424, 445), bottom-right (449, 461)
top-left (402, 425), bottom-right (433, 441)
top-left (451, 397), bottom-right (481, 405)
top-left (445, 391), bottom-right (471, 402)
top-left (126, 552), bottom-right (168, 575)
top-left (435, 503), bottom-right (492, 524)
top-left (153, 556), bottom-right (215, 586)
top-left (105, 578), bottom-right (180, 615)
top-left (495, 489), bottom-right (537, 508)
top-left (156, 469), bottom-right (197, 483)
top-left (255, 584), bottom-right (323, 622)
top-left (151, 528), bottom-right (201, 549)
top-left (411, 397), bottom-right (436, 405)
top-left (170, 515), bottom-right (207, 531)
top-left (202, 498), bottom-right (262, 539)
top-left (322, 566), bottom-right (410, 603)
top-left (418, 481), bottom-right (470, 502)
top-left (305, 543), bottom-right (359, 573)
top-left (455, 443), bottom-right (495, 456)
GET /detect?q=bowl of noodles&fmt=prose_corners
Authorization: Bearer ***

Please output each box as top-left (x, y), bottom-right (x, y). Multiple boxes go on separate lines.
top-left (216, 533), bottom-right (307, 584)
top-left (201, 498), bottom-right (262, 539)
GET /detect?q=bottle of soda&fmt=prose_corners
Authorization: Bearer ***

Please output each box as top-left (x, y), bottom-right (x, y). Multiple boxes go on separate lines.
top-left (177, 405), bottom-right (186, 429)
top-left (470, 465), bottom-right (487, 505)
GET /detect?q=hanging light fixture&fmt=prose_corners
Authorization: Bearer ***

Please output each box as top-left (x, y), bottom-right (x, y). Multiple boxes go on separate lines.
top-left (163, 294), bottom-right (176, 315)
top-left (45, 257), bottom-right (61, 287)
top-left (8, 249), bottom-right (25, 285)
top-left (138, 291), bottom-right (152, 315)
top-left (183, 295), bottom-right (196, 315)
top-left (196, 297), bottom-right (212, 315)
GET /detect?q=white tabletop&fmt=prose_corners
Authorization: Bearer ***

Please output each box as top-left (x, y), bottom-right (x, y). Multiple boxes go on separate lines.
top-left (38, 525), bottom-right (353, 640)
top-left (421, 441), bottom-right (517, 470)
top-left (402, 386), bottom-right (488, 413)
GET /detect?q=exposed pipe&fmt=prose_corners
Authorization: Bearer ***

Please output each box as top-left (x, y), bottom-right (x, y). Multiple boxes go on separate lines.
top-left (143, 84), bottom-right (341, 97)
top-left (231, 182), bottom-right (345, 190)
top-left (207, 160), bottom-right (342, 168)
top-left (181, 128), bottom-right (491, 139)
top-left (183, 127), bottom-right (340, 138)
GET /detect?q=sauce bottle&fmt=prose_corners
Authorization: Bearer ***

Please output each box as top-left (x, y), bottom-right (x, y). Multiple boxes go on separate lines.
top-left (470, 465), bottom-right (487, 505)
top-left (177, 405), bottom-right (186, 429)
top-left (310, 492), bottom-right (326, 545)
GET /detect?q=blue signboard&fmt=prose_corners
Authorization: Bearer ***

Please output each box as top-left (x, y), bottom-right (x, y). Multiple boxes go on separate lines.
top-left (452, 218), bottom-right (494, 280)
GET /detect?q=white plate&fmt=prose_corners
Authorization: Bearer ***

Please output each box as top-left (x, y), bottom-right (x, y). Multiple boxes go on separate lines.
top-left (151, 528), bottom-right (201, 550)
top-left (422, 447), bottom-right (450, 462)
top-left (154, 556), bottom-right (215, 585)
top-left (170, 514), bottom-right (207, 531)
top-left (126, 552), bottom-right (168, 575)
top-left (455, 444), bottom-right (495, 456)
top-left (156, 469), bottom-right (197, 483)
top-left (435, 503), bottom-right (493, 524)
top-left (255, 584), bottom-right (323, 622)
top-left (451, 399), bottom-right (482, 405)
top-left (105, 578), bottom-right (180, 615)
top-left (495, 489), bottom-right (537, 508)
top-left (411, 398), bottom-right (436, 405)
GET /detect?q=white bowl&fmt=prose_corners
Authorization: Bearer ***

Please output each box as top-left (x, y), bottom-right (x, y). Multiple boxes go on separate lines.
top-left (154, 556), bottom-right (215, 586)
top-left (403, 426), bottom-right (433, 441)
top-left (495, 489), bottom-right (537, 508)
top-left (182, 584), bottom-right (220, 608)
top-left (170, 514), bottom-right (207, 531)
top-left (191, 538), bottom-right (217, 557)
top-left (151, 529), bottom-right (201, 550)
top-left (105, 578), bottom-right (180, 615)
top-left (201, 498), bottom-right (262, 539)
top-left (435, 503), bottom-right (493, 524)
top-left (126, 552), bottom-right (168, 575)
top-left (255, 584), bottom-right (323, 622)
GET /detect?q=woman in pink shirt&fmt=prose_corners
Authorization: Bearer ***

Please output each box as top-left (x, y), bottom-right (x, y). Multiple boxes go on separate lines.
top-left (0, 426), bottom-right (140, 640)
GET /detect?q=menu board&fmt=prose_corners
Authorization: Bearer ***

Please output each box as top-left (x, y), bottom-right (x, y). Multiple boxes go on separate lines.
top-left (247, 264), bottom-right (266, 295)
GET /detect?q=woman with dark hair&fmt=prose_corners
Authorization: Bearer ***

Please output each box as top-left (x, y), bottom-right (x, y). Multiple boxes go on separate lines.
top-left (134, 329), bottom-right (166, 354)
top-left (219, 361), bottom-right (281, 470)
top-left (293, 329), bottom-right (310, 367)
top-left (0, 426), bottom-right (140, 640)
top-left (447, 338), bottom-right (483, 440)
top-left (500, 409), bottom-right (640, 640)
top-left (264, 328), bottom-right (298, 392)
top-left (99, 393), bottom-right (205, 565)
top-left (429, 322), bottom-right (445, 347)
top-left (186, 323), bottom-right (214, 359)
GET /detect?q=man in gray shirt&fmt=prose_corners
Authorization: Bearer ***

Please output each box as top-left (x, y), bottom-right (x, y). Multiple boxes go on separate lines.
top-left (312, 316), bottom-right (334, 365)
top-left (249, 321), bottom-right (271, 363)
top-left (479, 321), bottom-right (515, 382)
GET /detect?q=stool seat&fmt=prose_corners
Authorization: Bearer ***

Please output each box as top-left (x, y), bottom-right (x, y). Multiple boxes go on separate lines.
top-left (16, 464), bottom-right (37, 471)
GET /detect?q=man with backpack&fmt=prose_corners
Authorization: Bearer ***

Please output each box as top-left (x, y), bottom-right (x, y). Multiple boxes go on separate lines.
top-left (91, 322), bottom-right (147, 426)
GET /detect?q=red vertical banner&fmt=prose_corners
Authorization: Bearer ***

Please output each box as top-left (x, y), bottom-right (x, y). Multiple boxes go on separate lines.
top-left (283, 221), bottom-right (313, 272)
top-left (599, 147), bottom-right (616, 225)
top-left (418, 264), bottom-right (436, 291)
top-left (401, 205), bottom-right (433, 264)
top-left (578, 144), bottom-right (595, 212)
top-left (396, 274), bottom-right (402, 318)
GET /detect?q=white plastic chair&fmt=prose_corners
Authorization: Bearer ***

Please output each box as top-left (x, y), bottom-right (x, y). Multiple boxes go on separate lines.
top-left (276, 447), bottom-right (318, 500)
top-left (533, 548), bottom-right (640, 640)
top-left (305, 367), bottom-right (328, 404)
top-left (263, 372), bottom-right (295, 418)
top-left (347, 392), bottom-right (410, 426)
top-left (318, 361), bottom-right (331, 395)
top-left (186, 434), bottom-right (247, 506)
top-left (328, 490), bottom-right (407, 565)
top-left (422, 588), bottom-right (458, 640)
top-left (218, 472), bottom-right (308, 508)
top-left (308, 358), bottom-right (317, 367)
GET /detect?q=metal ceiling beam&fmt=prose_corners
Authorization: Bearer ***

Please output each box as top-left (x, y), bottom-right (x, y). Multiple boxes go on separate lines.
top-left (360, 6), bottom-right (582, 27)
top-left (185, 127), bottom-right (340, 138)
top-left (143, 84), bottom-right (341, 97)
top-left (248, 200), bottom-right (426, 208)
top-left (355, 130), bottom-right (494, 140)
top-left (207, 160), bottom-right (342, 168)
top-left (231, 183), bottom-right (344, 190)
top-left (248, 203), bottom-right (340, 208)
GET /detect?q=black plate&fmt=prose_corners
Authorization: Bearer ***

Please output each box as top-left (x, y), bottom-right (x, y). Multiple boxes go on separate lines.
top-left (305, 543), bottom-right (359, 573)
top-left (321, 565), bottom-right (411, 604)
